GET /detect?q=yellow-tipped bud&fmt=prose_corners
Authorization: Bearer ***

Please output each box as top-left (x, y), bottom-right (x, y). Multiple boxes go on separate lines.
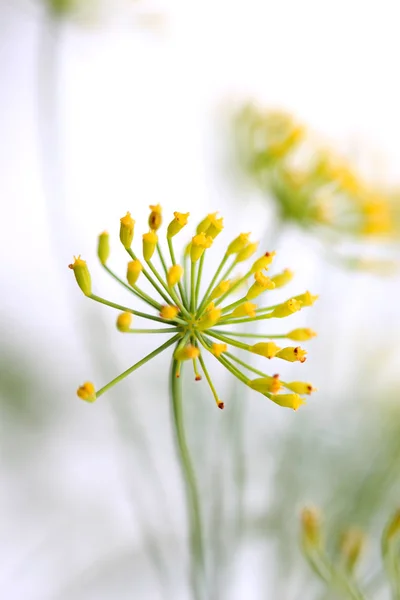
top-left (231, 301), bottom-right (257, 318)
top-left (249, 375), bottom-right (282, 395)
top-left (211, 343), bottom-right (227, 357)
top-left (285, 381), bottom-right (316, 395)
top-left (276, 346), bottom-right (307, 363)
top-left (226, 232), bottom-right (251, 255)
top-left (190, 232), bottom-right (213, 262)
top-left (148, 204), bottom-right (162, 231)
top-left (271, 268), bottom-right (294, 288)
top-left (269, 298), bottom-right (302, 318)
top-left (120, 212), bottom-right (135, 249)
top-left (116, 311), bottom-right (133, 332)
top-left (142, 231), bottom-right (158, 261)
top-left (68, 255), bottom-right (92, 296)
top-left (197, 307), bottom-right (222, 330)
top-left (167, 264), bottom-right (184, 287)
top-left (287, 328), bottom-right (317, 341)
top-left (246, 271), bottom-right (275, 300)
top-left (250, 342), bottom-right (281, 359)
top-left (293, 291), bottom-right (319, 307)
top-left (250, 251), bottom-right (276, 273)
top-left (209, 280), bottom-right (231, 301)
top-left (339, 529), bottom-right (365, 573)
top-left (236, 241), bottom-right (259, 263)
top-left (127, 260), bottom-right (143, 286)
top-left (160, 305), bottom-right (179, 320)
top-left (301, 507), bottom-right (322, 546)
top-left (207, 213), bottom-right (224, 238)
top-left (77, 381), bottom-right (96, 403)
top-left (167, 211), bottom-right (190, 238)
top-left (97, 231), bottom-right (110, 265)
top-left (174, 344), bottom-right (200, 361)
top-left (270, 393), bottom-right (305, 410)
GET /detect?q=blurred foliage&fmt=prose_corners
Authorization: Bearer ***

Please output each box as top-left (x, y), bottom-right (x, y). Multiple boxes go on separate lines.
top-left (232, 104), bottom-right (400, 269)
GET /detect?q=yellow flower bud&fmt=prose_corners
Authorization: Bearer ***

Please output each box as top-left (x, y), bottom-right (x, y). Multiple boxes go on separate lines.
top-left (148, 204), bottom-right (162, 231)
top-left (143, 231), bottom-right (158, 261)
top-left (301, 507), bottom-right (322, 546)
top-left (293, 291), bottom-right (319, 306)
top-left (211, 343), bottom-right (227, 357)
top-left (276, 346), bottom-right (307, 363)
top-left (97, 231), bottom-right (110, 265)
top-left (249, 375), bottom-right (282, 395)
top-left (270, 393), bottom-right (305, 410)
top-left (250, 342), bottom-right (281, 359)
top-left (226, 232), bottom-right (251, 255)
top-left (77, 381), bottom-right (96, 403)
top-left (269, 298), bottom-right (302, 318)
top-left (236, 242), bottom-right (259, 263)
top-left (196, 214), bottom-right (212, 234)
top-left (127, 260), bottom-right (142, 286)
top-left (287, 328), bottom-right (317, 341)
top-left (250, 251), bottom-right (276, 273)
top-left (271, 268), bottom-right (294, 288)
top-left (160, 305), bottom-right (179, 320)
top-left (197, 307), bottom-right (222, 330)
top-left (167, 265), bottom-right (184, 287)
top-left (190, 232), bottom-right (213, 262)
top-left (68, 255), bottom-right (92, 296)
top-left (339, 529), bottom-right (365, 572)
top-left (167, 211), bottom-right (190, 238)
top-left (285, 381), bottom-right (316, 395)
top-left (207, 213), bottom-right (224, 239)
top-left (116, 311), bottom-right (132, 332)
top-left (174, 344), bottom-right (200, 361)
top-left (246, 271), bottom-right (275, 300)
top-left (231, 301), bottom-right (257, 318)
top-left (209, 280), bottom-right (231, 301)
top-left (120, 212), bottom-right (135, 249)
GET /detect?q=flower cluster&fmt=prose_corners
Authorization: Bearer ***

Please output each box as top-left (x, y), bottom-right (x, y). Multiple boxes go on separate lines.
top-left (234, 104), bottom-right (400, 242)
top-left (71, 206), bottom-right (317, 410)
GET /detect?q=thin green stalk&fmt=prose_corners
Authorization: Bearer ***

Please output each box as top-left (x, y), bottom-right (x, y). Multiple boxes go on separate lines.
top-left (206, 330), bottom-right (250, 351)
top-left (147, 259), bottom-right (189, 317)
top-left (190, 260), bottom-right (197, 313)
top-left (195, 253), bottom-right (205, 309)
top-left (124, 328), bottom-right (181, 334)
top-left (167, 237), bottom-right (189, 308)
top-left (220, 297), bottom-right (246, 315)
top-left (170, 359), bottom-right (205, 600)
top-left (102, 265), bottom-right (161, 310)
top-left (89, 294), bottom-right (185, 325)
top-left (196, 253), bottom-right (229, 315)
top-left (156, 242), bottom-right (169, 278)
top-left (96, 335), bottom-right (180, 398)
top-left (215, 312), bottom-right (275, 326)
top-left (196, 345), bottom-right (222, 408)
top-left (225, 352), bottom-right (267, 378)
top-left (197, 334), bottom-right (249, 386)
top-left (209, 329), bottom-right (285, 339)
top-left (214, 268), bottom-right (252, 308)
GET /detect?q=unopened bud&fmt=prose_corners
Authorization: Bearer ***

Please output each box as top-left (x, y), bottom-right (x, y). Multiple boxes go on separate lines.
top-left (120, 212), bottom-right (135, 249)
top-left (69, 255), bottom-right (92, 296)
top-left (97, 231), bottom-right (110, 265)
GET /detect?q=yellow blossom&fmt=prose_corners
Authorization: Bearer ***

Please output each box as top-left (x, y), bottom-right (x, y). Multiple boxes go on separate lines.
top-left (116, 312), bottom-right (132, 332)
top-left (77, 381), bottom-right (96, 403)
top-left (97, 231), bottom-right (110, 265)
top-left (276, 346), bottom-right (307, 363)
top-left (167, 211), bottom-right (190, 238)
top-left (301, 507), bottom-right (322, 546)
top-left (287, 328), bottom-right (317, 341)
top-left (269, 393), bottom-right (305, 410)
top-left (174, 344), bottom-right (200, 361)
top-left (211, 343), bottom-right (227, 357)
top-left (167, 265), bottom-right (184, 287)
top-left (250, 251), bottom-right (276, 273)
top-left (226, 232), bottom-right (251, 255)
top-left (269, 298), bottom-right (302, 318)
top-left (285, 381), bottom-right (316, 395)
top-left (120, 212), bottom-right (135, 249)
top-left (293, 291), bottom-right (319, 306)
top-left (236, 242), bottom-right (259, 263)
top-left (231, 301), bottom-right (257, 318)
top-left (271, 268), bottom-right (294, 288)
top-left (249, 375), bottom-right (282, 394)
top-left (148, 204), bottom-right (162, 231)
top-left (143, 231), bottom-right (158, 261)
top-left (250, 342), bottom-right (281, 359)
top-left (191, 232), bottom-right (213, 262)
top-left (160, 305), bottom-right (179, 320)
top-left (197, 307), bottom-right (222, 330)
top-left (209, 280), bottom-right (231, 301)
top-left (68, 255), bottom-right (92, 296)
top-left (246, 271), bottom-right (275, 300)
top-left (127, 260), bottom-right (143, 286)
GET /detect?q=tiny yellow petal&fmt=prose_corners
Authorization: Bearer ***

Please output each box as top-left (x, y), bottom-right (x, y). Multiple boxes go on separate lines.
top-left (143, 231), bottom-right (158, 261)
top-left (287, 328), bottom-right (317, 341)
top-left (167, 265), bottom-right (184, 287)
top-left (249, 375), bottom-right (282, 394)
top-left (68, 255), bottom-right (92, 296)
top-left (97, 231), bottom-right (110, 265)
top-left (127, 260), bottom-right (143, 286)
top-left (226, 232), bottom-right (251, 255)
top-left (246, 272), bottom-right (275, 300)
top-left (197, 307), bottom-right (222, 330)
top-left (160, 305), bottom-right (179, 320)
top-left (236, 241), bottom-right (259, 263)
top-left (251, 251), bottom-right (276, 273)
top-left (250, 342), bottom-right (281, 359)
top-left (174, 344), bottom-right (200, 361)
top-left (167, 211), bottom-right (190, 238)
top-left (270, 268), bottom-right (294, 288)
top-left (276, 346), bottom-right (307, 363)
top-left (120, 212), bottom-right (135, 249)
top-left (77, 381), bottom-right (96, 403)
top-left (293, 291), bottom-right (319, 306)
top-left (285, 381), bottom-right (316, 395)
top-left (209, 280), bottom-right (231, 301)
top-left (269, 298), bottom-right (302, 318)
top-left (231, 301), bottom-right (257, 318)
top-left (211, 343), bottom-right (227, 357)
top-left (269, 393), bottom-right (305, 411)
top-left (116, 312), bottom-right (132, 332)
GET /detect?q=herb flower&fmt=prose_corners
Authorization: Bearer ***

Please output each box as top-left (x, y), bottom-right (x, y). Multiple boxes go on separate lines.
top-left (71, 207), bottom-right (317, 410)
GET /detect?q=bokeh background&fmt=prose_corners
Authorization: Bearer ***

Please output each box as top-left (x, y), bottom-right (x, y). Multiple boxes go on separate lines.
top-left (1, 1), bottom-right (400, 598)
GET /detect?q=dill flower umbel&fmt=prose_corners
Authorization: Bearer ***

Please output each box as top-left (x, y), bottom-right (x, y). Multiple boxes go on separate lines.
top-left (71, 207), bottom-right (317, 410)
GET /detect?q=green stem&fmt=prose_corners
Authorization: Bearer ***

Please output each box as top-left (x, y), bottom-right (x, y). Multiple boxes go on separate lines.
top-left (190, 261), bottom-right (197, 313)
top-left (196, 253), bottom-right (229, 316)
top-left (124, 328), bottom-right (181, 334)
top-left (170, 360), bottom-right (205, 600)
top-left (195, 253), bottom-right (205, 309)
top-left (103, 265), bottom-right (161, 310)
top-left (196, 345), bottom-right (222, 408)
top-left (96, 335), bottom-right (180, 398)
top-left (156, 242), bottom-right (169, 278)
top-left (206, 330), bottom-right (250, 351)
top-left (167, 237), bottom-right (189, 308)
top-left (127, 248), bottom-right (171, 305)
top-left (147, 259), bottom-right (189, 317)
top-left (209, 329), bottom-right (285, 339)
top-left (89, 294), bottom-right (185, 326)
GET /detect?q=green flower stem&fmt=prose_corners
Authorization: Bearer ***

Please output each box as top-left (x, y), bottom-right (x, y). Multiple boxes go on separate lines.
top-left (215, 313), bottom-right (275, 326)
top-left (167, 237), bottom-right (189, 308)
top-left (195, 253), bottom-right (205, 310)
top-left (220, 297), bottom-right (247, 315)
top-left (256, 303), bottom-right (282, 313)
top-left (147, 259), bottom-right (189, 317)
top-left (170, 359), bottom-right (205, 600)
top-left (197, 334), bottom-right (249, 386)
top-left (225, 352), bottom-right (267, 378)
top-left (190, 260), bottom-right (197, 313)
top-left (209, 329), bottom-right (285, 339)
top-left (102, 265), bottom-right (161, 311)
top-left (127, 248), bottom-right (171, 305)
top-left (196, 253), bottom-right (229, 316)
top-left (89, 294), bottom-right (185, 326)
top-left (214, 269), bottom-right (251, 307)
top-left (156, 242), bottom-right (169, 278)
top-left (125, 327), bottom-right (182, 334)
top-left (96, 334), bottom-right (180, 398)
top-left (196, 348), bottom-right (221, 407)
top-left (206, 330), bottom-right (250, 351)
